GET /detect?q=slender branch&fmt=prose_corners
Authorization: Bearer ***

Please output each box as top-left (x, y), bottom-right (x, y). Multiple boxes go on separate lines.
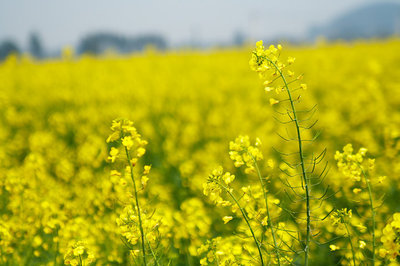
top-left (267, 58), bottom-right (312, 266)
top-left (359, 165), bottom-right (376, 265)
top-left (125, 147), bottom-right (147, 266)
top-left (344, 223), bottom-right (356, 266)
top-left (216, 181), bottom-right (264, 266)
top-left (251, 155), bottom-right (281, 265)
top-left (145, 235), bottom-right (160, 266)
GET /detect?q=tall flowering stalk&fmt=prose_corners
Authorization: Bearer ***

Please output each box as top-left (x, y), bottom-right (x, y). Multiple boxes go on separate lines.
top-left (249, 41), bottom-right (324, 265)
top-left (229, 136), bottom-right (281, 265)
top-left (203, 135), bottom-right (295, 264)
top-left (331, 208), bottom-right (357, 266)
top-left (203, 166), bottom-right (265, 265)
top-left (335, 144), bottom-right (382, 264)
top-left (106, 119), bottom-right (149, 265)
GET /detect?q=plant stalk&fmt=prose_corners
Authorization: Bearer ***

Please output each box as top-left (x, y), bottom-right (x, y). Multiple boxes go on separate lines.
top-left (125, 147), bottom-right (147, 266)
top-left (252, 156), bottom-right (281, 265)
top-left (360, 166), bottom-right (375, 265)
top-left (267, 58), bottom-right (312, 265)
top-left (217, 181), bottom-right (264, 266)
top-left (344, 223), bottom-right (356, 266)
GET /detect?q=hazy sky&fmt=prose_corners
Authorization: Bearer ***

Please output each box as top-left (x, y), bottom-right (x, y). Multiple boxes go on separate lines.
top-left (0, 0), bottom-right (388, 50)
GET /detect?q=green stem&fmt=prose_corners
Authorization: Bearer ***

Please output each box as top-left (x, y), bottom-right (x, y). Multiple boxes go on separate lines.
top-left (53, 228), bottom-right (59, 266)
top-left (217, 181), bottom-right (264, 266)
top-left (125, 147), bottom-right (147, 266)
top-left (360, 166), bottom-right (376, 265)
top-left (344, 223), bottom-right (356, 266)
top-left (252, 156), bottom-right (281, 265)
top-left (268, 58), bottom-right (311, 265)
top-left (145, 236), bottom-right (160, 266)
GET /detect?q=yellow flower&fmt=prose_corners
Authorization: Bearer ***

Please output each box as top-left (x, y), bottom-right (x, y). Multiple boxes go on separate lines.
top-left (106, 131), bottom-right (120, 143)
top-left (122, 136), bottom-right (134, 150)
top-left (255, 137), bottom-right (262, 146)
top-left (329, 244), bottom-right (339, 251)
top-left (32, 236), bottom-right (42, 247)
top-left (264, 86), bottom-right (274, 92)
top-left (378, 176), bottom-right (386, 183)
top-left (379, 248), bottom-right (388, 258)
top-left (354, 223), bottom-right (367, 233)
top-left (107, 147), bottom-right (119, 163)
top-left (200, 257), bottom-right (208, 265)
top-left (222, 216), bottom-right (233, 224)
top-left (269, 98), bottom-right (279, 105)
top-left (229, 135), bottom-right (263, 173)
top-left (73, 246), bottom-right (84, 256)
top-left (137, 147), bottom-right (146, 157)
top-left (381, 213), bottom-right (400, 260)
top-left (222, 172), bottom-right (235, 185)
top-left (143, 165), bottom-right (151, 175)
top-left (141, 176), bottom-right (149, 187)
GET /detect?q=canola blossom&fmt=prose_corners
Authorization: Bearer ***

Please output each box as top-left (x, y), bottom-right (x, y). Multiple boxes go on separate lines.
top-left (0, 40), bottom-right (400, 265)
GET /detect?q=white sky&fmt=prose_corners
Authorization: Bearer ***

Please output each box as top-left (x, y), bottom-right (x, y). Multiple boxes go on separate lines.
top-left (0, 0), bottom-right (387, 50)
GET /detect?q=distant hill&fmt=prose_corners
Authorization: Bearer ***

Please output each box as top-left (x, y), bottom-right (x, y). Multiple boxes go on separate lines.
top-left (77, 32), bottom-right (167, 55)
top-left (308, 2), bottom-right (400, 40)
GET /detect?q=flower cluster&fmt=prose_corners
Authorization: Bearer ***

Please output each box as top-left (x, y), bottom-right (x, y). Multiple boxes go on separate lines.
top-left (334, 144), bottom-right (369, 182)
top-left (380, 213), bottom-right (400, 260)
top-left (331, 208), bottom-right (353, 227)
top-left (249, 41), bottom-right (282, 76)
top-left (107, 119), bottom-right (162, 264)
top-left (229, 135), bottom-right (263, 173)
top-left (198, 237), bottom-right (247, 266)
top-left (116, 205), bottom-right (162, 255)
top-left (249, 40), bottom-right (306, 105)
top-left (203, 166), bottom-right (234, 206)
top-left (106, 119), bottom-right (148, 164)
top-left (0, 222), bottom-right (14, 259)
top-left (172, 198), bottom-right (212, 256)
top-left (64, 241), bottom-right (95, 266)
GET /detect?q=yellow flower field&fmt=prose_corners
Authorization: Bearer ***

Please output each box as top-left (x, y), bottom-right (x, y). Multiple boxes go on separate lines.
top-left (0, 39), bottom-right (400, 265)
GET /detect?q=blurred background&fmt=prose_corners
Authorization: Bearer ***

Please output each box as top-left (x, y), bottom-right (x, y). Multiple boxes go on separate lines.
top-left (0, 0), bottom-right (399, 60)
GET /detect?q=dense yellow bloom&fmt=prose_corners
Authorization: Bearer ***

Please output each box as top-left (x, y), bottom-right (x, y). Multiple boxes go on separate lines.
top-left (197, 237), bottom-right (248, 265)
top-left (64, 241), bottom-right (94, 266)
top-left (116, 205), bottom-right (163, 248)
top-left (335, 144), bottom-right (368, 182)
top-left (229, 135), bottom-right (263, 173)
top-left (203, 166), bottom-right (234, 206)
top-left (107, 119), bottom-right (147, 160)
top-left (380, 213), bottom-right (400, 261)
top-left (122, 136), bottom-right (134, 150)
top-left (0, 39), bottom-right (400, 264)
top-left (249, 40), bottom-right (308, 107)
